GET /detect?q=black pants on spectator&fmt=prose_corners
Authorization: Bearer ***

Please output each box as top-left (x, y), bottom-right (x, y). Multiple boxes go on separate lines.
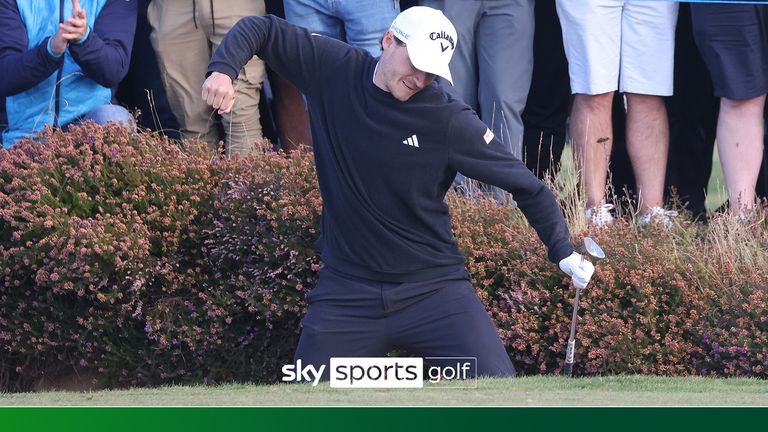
top-left (116, 0), bottom-right (180, 139)
top-left (522, 0), bottom-right (569, 180)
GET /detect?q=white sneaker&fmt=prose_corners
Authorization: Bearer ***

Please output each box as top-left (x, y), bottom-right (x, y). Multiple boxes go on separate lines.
top-left (637, 207), bottom-right (678, 228)
top-left (586, 204), bottom-right (615, 227)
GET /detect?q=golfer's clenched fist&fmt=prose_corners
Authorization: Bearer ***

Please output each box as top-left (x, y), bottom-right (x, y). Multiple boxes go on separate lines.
top-left (202, 72), bottom-right (236, 114)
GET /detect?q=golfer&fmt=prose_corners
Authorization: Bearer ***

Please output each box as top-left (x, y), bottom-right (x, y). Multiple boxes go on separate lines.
top-left (202, 6), bottom-right (594, 378)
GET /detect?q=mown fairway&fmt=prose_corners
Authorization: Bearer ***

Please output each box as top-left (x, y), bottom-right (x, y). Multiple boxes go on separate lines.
top-left (2, 376), bottom-right (767, 406)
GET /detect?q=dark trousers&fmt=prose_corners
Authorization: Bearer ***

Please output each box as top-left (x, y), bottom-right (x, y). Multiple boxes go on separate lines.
top-left (295, 267), bottom-right (516, 380)
top-left (116, 0), bottom-right (180, 139)
top-left (665, 3), bottom-right (719, 220)
top-left (522, 0), bottom-right (569, 180)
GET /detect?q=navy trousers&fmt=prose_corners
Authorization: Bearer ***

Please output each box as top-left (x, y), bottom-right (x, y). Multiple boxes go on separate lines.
top-left (294, 267), bottom-right (516, 380)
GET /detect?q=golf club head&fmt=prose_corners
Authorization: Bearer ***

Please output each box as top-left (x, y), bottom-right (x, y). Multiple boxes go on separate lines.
top-left (583, 237), bottom-right (605, 260)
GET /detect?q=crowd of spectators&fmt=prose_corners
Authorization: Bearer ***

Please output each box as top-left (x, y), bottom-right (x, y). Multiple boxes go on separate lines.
top-left (1, 0), bottom-right (766, 222)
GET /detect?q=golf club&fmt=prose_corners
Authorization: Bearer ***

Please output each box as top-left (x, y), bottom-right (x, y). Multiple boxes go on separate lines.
top-left (563, 237), bottom-right (605, 377)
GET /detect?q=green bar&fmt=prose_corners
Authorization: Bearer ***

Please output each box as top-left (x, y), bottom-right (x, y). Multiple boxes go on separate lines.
top-left (2, 407), bottom-right (767, 432)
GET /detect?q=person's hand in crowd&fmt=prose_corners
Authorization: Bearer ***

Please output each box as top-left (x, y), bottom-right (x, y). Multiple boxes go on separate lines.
top-left (59, 0), bottom-right (89, 43)
top-left (202, 72), bottom-right (236, 114)
top-left (49, 30), bottom-right (68, 56)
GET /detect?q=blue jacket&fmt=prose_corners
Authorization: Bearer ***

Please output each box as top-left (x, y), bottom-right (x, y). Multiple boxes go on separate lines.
top-left (0, 0), bottom-right (136, 147)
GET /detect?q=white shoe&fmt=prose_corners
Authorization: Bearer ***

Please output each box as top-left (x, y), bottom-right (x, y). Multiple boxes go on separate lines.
top-left (637, 207), bottom-right (678, 228)
top-left (586, 204), bottom-right (615, 227)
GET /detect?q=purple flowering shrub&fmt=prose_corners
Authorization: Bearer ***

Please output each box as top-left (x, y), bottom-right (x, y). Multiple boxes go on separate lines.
top-left (2, 124), bottom-right (767, 391)
top-left (0, 125), bottom-right (306, 390)
top-left (203, 148), bottom-right (322, 324)
top-left (450, 199), bottom-right (768, 377)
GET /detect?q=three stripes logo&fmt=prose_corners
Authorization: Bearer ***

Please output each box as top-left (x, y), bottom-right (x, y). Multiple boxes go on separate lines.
top-left (402, 134), bottom-right (419, 148)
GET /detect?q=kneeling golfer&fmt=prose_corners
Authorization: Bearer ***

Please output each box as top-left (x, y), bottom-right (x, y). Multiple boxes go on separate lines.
top-left (202, 6), bottom-right (594, 379)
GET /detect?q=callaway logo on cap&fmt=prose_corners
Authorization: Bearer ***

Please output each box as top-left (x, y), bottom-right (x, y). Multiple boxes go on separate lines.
top-left (389, 6), bottom-right (458, 85)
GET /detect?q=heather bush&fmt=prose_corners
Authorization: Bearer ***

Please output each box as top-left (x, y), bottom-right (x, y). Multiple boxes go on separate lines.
top-left (0, 125), bottom-right (302, 391)
top-left (2, 125), bottom-right (767, 392)
top-left (450, 195), bottom-right (768, 377)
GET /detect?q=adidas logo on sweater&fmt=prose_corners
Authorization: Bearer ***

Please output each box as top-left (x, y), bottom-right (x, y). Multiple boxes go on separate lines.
top-left (402, 134), bottom-right (419, 148)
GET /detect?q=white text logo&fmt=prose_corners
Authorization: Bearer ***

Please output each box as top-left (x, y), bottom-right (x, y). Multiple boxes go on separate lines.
top-left (403, 134), bottom-right (420, 148)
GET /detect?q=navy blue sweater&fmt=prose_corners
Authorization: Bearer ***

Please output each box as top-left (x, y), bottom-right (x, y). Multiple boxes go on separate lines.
top-left (0, 0), bottom-right (136, 97)
top-left (209, 16), bottom-right (574, 282)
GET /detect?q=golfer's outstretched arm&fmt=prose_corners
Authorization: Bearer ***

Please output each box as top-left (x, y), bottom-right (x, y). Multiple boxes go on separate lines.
top-left (207, 15), bottom-right (351, 96)
top-left (446, 108), bottom-right (574, 264)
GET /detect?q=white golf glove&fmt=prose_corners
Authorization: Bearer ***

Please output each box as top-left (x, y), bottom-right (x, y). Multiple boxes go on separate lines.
top-left (558, 252), bottom-right (595, 289)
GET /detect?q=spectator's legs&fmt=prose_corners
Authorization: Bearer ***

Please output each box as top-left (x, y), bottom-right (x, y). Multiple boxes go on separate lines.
top-left (282, 0), bottom-right (349, 154)
top-left (421, 0), bottom-right (480, 111)
top-left (339, 0), bottom-right (400, 57)
top-left (79, 105), bottom-right (136, 131)
top-left (691, 3), bottom-right (768, 214)
top-left (205, 0), bottom-right (267, 156)
top-left (570, 92), bottom-right (614, 209)
top-left (522, 0), bottom-right (570, 180)
top-left (476, 0), bottom-right (534, 159)
top-left (116, 0), bottom-right (180, 140)
top-left (759, 105), bottom-right (768, 200)
top-left (664, 3), bottom-right (718, 220)
top-left (265, 0), bottom-right (312, 152)
top-left (270, 72), bottom-right (313, 152)
top-left (717, 95), bottom-right (766, 213)
top-left (147, 0), bottom-right (219, 149)
top-left (420, 0), bottom-right (482, 197)
top-left (626, 94), bottom-right (669, 214)
top-left (620, 0), bottom-right (677, 215)
top-left (284, 0), bottom-right (344, 41)
top-left (557, 0), bottom-right (622, 209)
top-left (608, 93), bottom-right (634, 207)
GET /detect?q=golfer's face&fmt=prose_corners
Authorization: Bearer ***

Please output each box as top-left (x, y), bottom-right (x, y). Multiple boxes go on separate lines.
top-left (384, 38), bottom-right (434, 101)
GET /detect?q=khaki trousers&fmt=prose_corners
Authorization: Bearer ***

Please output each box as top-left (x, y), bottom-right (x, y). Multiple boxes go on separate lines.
top-left (148, 0), bottom-right (266, 155)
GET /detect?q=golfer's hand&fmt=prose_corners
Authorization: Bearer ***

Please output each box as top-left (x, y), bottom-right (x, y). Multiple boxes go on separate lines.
top-left (559, 252), bottom-right (595, 289)
top-left (202, 72), bottom-right (235, 114)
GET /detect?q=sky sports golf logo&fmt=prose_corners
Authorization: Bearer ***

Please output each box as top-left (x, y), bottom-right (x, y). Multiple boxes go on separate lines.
top-left (281, 357), bottom-right (478, 388)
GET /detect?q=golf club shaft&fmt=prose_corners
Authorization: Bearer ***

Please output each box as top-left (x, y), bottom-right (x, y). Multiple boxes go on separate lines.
top-left (564, 286), bottom-right (581, 377)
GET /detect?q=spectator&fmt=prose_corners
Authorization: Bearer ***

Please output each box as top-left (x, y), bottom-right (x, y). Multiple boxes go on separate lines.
top-left (664, 3), bottom-right (719, 222)
top-left (691, 2), bottom-right (768, 216)
top-left (0, 0), bottom-right (137, 148)
top-left (422, 0), bottom-right (534, 204)
top-left (263, 0), bottom-right (312, 152)
top-left (117, 0), bottom-right (180, 140)
top-left (522, 0), bottom-right (569, 180)
top-left (147, 0), bottom-right (266, 156)
top-left (522, 0), bottom-right (635, 216)
top-left (278, 0), bottom-right (401, 152)
top-left (423, 0), bottom-right (533, 159)
top-left (285, 0), bottom-right (400, 57)
top-left (557, 0), bottom-right (679, 226)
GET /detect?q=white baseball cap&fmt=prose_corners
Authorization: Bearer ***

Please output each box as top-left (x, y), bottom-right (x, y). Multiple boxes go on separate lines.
top-left (389, 6), bottom-right (457, 85)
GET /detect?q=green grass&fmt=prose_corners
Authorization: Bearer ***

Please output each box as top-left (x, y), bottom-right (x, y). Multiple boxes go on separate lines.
top-left (2, 376), bottom-right (767, 406)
